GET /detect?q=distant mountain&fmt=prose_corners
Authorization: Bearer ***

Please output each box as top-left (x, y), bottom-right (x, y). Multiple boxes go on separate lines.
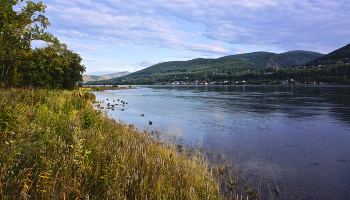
top-left (306, 43), bottom-right (350, 66)
top-left (86, 50), bottom-right (326, 85)
top-left (224, 50), bottom-right (324, 68)
top-left (83, 71), bottom-right (130, 83)
top-left (125, 57), bottom-right (261, 78)
top-left (89, 57), bottom-right (262, 84)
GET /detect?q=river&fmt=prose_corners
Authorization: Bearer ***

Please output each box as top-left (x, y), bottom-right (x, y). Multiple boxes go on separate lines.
top-left (92, 85), bottom-right (350, 199)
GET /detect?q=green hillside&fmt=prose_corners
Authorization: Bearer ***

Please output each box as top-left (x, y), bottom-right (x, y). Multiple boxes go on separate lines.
top-left (237, 44), bottom-right (350, 84)
top-left (306, 43), bottom-right (350, 66)
top-left (86, 50), bottom-right (331, 85)
top-left (89, 57), bottom-right (262, 84)
top-left (129, 58), bottom-right (260, 76)
top-left (223, 51), bottom-right (272, 62)
top-left (224, 51), bottom-right (324, 68)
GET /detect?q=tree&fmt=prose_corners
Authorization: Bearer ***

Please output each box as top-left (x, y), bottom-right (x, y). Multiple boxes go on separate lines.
top-left (0, 0), bottom-right (53, 85)
top-left (20, 41), bottom-right (86, 89)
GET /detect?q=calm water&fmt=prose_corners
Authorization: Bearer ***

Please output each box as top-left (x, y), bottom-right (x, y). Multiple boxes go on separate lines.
top-left (92, 85), bottom-right (350, 199)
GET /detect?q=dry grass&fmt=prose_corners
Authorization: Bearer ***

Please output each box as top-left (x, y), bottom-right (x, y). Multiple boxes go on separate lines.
top-left (80, 85), bottom-right (136, 92)
top-left (0, 87), bottom-right (281, 199)
top-left (0, 87), bottom-right (221, 199)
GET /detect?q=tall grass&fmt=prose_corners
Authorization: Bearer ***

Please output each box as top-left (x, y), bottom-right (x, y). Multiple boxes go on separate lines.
top-left (0, 87), bottom-right (223, 199)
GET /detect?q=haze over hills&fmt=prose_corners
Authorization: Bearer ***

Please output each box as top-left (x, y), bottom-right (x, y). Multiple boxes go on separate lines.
top-left (83, 71), bottom-right (130, 83)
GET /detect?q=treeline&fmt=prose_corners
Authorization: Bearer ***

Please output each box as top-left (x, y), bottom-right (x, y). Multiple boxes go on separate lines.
top-left (92, 63), bottom-right (350, 85)
top-left (236, 64), bottom-right (350, 84)
top-left (0, 0), bottom-right (85, 89)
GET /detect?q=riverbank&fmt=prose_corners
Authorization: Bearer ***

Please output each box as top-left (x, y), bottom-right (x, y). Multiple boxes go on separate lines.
top-left (0, 88), bottom-right (228, 199)
top-left (80, 85), bottom-right (137, 91)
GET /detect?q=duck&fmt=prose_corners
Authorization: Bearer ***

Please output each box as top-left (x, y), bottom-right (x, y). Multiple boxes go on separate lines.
top-left (149, 121), bottom-right (153, 125)
top-left (141, 114), bottom-right (144, 117)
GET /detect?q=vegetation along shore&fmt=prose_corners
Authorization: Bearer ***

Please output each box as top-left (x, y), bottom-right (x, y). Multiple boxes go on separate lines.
top-left (0, 2), bottom-right (283, 193)
top-left (1, 1), bottom-right (265, 199)
top-left (0, 88), bottom-right (220, 199)
top-left (2, 87), bottom-right (280, 199)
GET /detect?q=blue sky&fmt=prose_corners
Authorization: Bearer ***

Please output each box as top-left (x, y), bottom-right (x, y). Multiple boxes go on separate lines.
top-left (25, 0), bottom-right (350, 75)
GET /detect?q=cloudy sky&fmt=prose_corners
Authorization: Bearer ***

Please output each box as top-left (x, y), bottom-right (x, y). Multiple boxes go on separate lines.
top-left (28, 0), bottom-right (350, 75)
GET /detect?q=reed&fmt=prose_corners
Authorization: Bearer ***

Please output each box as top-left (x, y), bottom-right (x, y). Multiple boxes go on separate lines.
top-left (0, 87), bottom-right (224, 199)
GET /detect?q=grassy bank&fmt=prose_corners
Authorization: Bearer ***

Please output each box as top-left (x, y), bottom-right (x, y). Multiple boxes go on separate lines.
top-left (0, 88), bottom-right (226, 199)
top-left (80, 85), bottom-right (136, 91)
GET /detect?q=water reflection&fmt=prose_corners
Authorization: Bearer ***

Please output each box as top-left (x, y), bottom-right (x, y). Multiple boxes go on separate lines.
top-left (93, 85), bottom-right (350, 199)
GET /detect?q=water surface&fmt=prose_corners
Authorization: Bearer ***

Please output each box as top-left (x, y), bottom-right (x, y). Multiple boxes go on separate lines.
top-left (93, 85), bottom-right (350, 199)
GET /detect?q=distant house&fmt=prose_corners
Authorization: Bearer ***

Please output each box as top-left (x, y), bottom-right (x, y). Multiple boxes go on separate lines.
top-left (282, 80), bottom-right (289, 85)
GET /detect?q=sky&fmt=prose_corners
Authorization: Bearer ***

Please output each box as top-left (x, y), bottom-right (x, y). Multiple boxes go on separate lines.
top-left (25, 0), bottom-right (350, 75)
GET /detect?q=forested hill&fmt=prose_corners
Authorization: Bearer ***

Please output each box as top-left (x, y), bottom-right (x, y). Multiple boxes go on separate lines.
top-left (128, 58), bottom-right (261, 77)
top-left (223, 50), bottom-right (324, 68)
top-left (306, 43), bottom-right (350, 66)
top-left (88, 57), bottom-right (262, 84)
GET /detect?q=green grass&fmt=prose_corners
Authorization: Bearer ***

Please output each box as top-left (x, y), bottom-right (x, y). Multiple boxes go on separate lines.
top-left (0, 87), bottom-right (224, 199)
top-left (80, 85), bottom-right (135, 92)
top-left (1, 87), bottom-right (282, 199)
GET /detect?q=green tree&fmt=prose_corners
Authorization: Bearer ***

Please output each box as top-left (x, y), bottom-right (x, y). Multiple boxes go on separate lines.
top-left (20, 41), bottom-right (86, 89)
top-left (0, 0), bottom-right (53, 85)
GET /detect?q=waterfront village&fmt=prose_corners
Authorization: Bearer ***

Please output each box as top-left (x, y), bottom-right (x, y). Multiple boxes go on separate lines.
top-left (156, 79), bottom-right (327, 86)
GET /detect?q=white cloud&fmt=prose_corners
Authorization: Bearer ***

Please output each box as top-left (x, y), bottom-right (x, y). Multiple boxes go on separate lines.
top-left (44, 0), bottom-right (350, 57)
top-left (133, 61), bottom-right (154, 67)
top-left (66, 43), bottom-right (107, 52)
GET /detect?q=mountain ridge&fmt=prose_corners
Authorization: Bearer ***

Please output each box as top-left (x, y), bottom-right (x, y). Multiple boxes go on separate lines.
top-left (306, 43), bottom-right (350, 66)
top-left (83, 71), bottom-right (130, 83)
top-left (87, 49), bottom-right (325, 85)
top-left (223, 50), bottom-right (324, 68)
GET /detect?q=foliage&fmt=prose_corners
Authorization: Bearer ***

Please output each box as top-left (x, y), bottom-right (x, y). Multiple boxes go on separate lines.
top-left (19, 41), bottom-right (85, 89)
top-left (0, 0), bottom-right (54, 84)
top-left (0, 1), bottom-right (85, 89)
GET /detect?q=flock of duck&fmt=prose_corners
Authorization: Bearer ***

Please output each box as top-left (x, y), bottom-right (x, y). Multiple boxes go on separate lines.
top-left (95, 98), bottom-right (153, 125)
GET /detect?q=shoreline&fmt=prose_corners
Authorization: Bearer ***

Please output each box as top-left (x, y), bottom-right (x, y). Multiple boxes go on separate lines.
top-left (0, 88), bottom-right (228, 199)
top-left (80, 85), bottom-right (137, 91)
